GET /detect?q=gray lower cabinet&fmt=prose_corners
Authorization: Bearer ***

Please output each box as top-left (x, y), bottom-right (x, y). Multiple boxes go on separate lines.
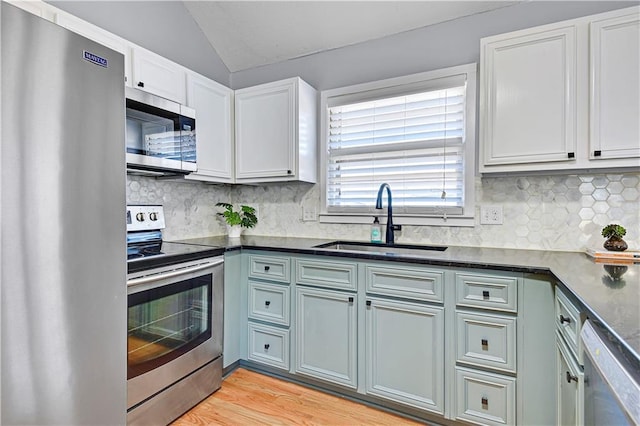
top-left (365, 297), bottom-right (444, 414)
top-left (556, 332), bottom-right (584, 425)
top-left (237, 252), bottom-right (555, 425)
top-left (295, 286), bottom-right (357, 389)
top-left (245, 253), bottom-right (292, 371)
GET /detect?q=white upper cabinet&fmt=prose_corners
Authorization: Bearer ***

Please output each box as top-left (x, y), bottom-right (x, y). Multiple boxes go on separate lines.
top-left (480, 6), bottom-right (640, 174)
top-left (590, 10), bottom-right (640, 160)
top-left (481, 25), bottom-right (578, 167)
top-left (185, 72), bottom-right (235, 183)
top-left (235, 77), bottom-right (317, 184)
top-left (130, 46), bottom-right (186, 104)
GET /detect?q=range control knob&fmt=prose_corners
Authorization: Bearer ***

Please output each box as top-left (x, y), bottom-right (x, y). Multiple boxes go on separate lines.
top-left (149, 212), bottom-right (158, 221)
top-left (135, 212), bottom-right (145, 222)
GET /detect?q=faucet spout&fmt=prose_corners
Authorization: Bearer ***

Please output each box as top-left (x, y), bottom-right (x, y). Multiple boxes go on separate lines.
top-left (375, 183), bottom-right (396, 245)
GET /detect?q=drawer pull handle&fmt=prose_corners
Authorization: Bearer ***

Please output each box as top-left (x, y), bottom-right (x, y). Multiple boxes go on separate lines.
top-left (481, 339), bottom-right (489, 349)
top-left (482, 290), bottom-right (490, 299)
top-left (481, 397), bottom-right (488, 409)
top-left (264, 344), bottom-right (270, 350)
top-left (348, 297), bottom-right (354, 303)
top-left (264, 266), bottom-right (270, 272)
top-left (265, 300), bottom-right (271, 307)
top-left (559, 315), bottom-right (571, 324)
top-left (566, 371), bottom-right (578, 383)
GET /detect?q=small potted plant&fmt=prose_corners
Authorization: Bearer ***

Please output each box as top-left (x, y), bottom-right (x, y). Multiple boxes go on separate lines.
top-left (601, 223), bottom-right (627, 252)
top-left (216, 202), bottom-right (258, 238)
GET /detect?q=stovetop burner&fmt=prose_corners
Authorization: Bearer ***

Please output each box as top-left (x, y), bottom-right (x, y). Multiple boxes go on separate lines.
top-left (126, 205), bottom-right (225, 273)
top-left (127, 243), bottom-right (164, 260)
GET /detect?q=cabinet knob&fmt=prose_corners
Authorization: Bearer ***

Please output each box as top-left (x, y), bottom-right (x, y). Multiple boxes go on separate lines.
top-left (287, 170), bottom-right (292, 175)
top-left (567, 152), bottom-right (575, 159)
top-left (482, 290), bottom-right (490, 300)
top-left (566, 371), bottom-right (578, 383)
top-left (137, 81), bottom-right (145, 88)
top-left (481, 339), bottom-right (489, 349)
top-left (348, 296), bottom-right (354, 303)
top-left (481, 397), bottom-right (488, 409)
top-left (264, 266), bottom-right (270, 272)
top-left (559, 315), bottom-right (571, 325)
top-left (594, 150), bottom-right (602, 157)
top-left (265, 300), bottom-right (271, 307)
top-left (366, 300), bottom-right (372, 307)
top-left (264, 344), bottom-right (270, 350)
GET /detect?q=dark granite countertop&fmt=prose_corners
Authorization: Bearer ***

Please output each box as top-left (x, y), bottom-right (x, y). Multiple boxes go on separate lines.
top-left (172, 235), bottom-right (640, 368)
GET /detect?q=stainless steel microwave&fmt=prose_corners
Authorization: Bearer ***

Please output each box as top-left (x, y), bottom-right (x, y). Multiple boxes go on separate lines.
top-left (125, 87), bottom-right (196, 175)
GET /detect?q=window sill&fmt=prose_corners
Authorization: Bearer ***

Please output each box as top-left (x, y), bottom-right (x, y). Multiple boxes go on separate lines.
top-left (319, 213), bottom-right (475, 227)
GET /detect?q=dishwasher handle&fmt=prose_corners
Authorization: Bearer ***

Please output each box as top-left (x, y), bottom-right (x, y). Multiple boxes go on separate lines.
top-left (127, 258), bottom-right (224, 288)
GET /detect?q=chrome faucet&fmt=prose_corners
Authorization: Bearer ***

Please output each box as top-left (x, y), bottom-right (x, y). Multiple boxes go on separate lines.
top-left (375, 183), bottom-right (401, 245)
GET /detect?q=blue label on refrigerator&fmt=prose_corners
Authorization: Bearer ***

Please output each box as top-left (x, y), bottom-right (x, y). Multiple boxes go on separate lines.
top-left (83, 50), bottom-right (108, 68)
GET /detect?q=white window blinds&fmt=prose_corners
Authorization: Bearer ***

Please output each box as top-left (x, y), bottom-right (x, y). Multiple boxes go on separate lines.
top-left (326, 78), bottom-right (467, 215)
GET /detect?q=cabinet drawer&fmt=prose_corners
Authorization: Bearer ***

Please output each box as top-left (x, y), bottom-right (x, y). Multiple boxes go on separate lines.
top-left (247, 323), bottom-right (289, 370)
top-left (249, 255), bottom-right (290, 283)
top-left (454, 367), bottom-right (516, 426)
top-left (456, 311), bottom-right (517, 373)
top-left (555, 287), bottom-right (583, 365)
top-left (295, 258), bottom-right (357, 291)
top-left (456, 273), bottom-right (518, 312)
top-left (248, 281), bottom-right (290, 326)
top-left (365, 264), bottom-right (444, 303)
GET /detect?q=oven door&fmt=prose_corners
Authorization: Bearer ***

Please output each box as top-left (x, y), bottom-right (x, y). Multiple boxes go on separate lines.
top-left (126, 257), bottom-right (223, 410)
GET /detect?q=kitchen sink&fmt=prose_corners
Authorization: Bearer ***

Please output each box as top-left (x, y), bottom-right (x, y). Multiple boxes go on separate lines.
top-left (314, 241), bottom-right (448, 255)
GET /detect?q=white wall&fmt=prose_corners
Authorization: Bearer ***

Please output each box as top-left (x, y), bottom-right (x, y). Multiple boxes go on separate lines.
top-left (230, 1), bottom-right (637, 90)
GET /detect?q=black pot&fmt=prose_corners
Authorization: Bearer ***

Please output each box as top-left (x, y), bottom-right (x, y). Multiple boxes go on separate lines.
top-left (603, 236), bottom-right (628, 252)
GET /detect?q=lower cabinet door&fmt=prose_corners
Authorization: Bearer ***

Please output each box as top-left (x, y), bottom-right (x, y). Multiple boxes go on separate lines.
top-left (295, 286), bottom-right (357, 388)
top-left (247, 322), bottom-right (290, 370)
top-left (556, 333), bottom-right (584, 425)
top-left (454, 367), bottom-right (516, 426)
top-left (365, 298), bottom-right (445, 414)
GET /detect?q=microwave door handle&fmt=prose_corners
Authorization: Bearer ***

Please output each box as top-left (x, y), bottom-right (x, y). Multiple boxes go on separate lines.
top-left (127, 259), bottom-right (224, 288)
top-left (580, 320), bottom-right (640, 425)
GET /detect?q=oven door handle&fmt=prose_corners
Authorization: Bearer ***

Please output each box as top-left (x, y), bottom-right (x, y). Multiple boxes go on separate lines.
top-left (127, 259), bottom-right (224, 288)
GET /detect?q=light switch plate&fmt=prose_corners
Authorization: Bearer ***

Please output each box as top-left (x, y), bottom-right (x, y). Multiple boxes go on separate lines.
top-left (480, 205), bottom-right (503, 225)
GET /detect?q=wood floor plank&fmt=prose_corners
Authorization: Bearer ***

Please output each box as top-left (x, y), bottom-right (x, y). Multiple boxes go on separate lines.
top-left (172, 368), bottom-right (425, 425)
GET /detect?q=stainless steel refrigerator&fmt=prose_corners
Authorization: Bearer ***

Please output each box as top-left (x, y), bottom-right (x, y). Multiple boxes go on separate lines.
top-left (1, 3), bottom-right (126, 424)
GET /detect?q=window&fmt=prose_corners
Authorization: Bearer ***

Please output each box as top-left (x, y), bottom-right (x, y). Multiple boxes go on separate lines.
top-left (320, 64), bottom-right (476, 226)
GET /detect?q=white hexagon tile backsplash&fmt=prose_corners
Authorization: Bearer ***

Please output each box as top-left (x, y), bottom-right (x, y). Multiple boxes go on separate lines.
top-left (127, 172), bottom-right (640, 252)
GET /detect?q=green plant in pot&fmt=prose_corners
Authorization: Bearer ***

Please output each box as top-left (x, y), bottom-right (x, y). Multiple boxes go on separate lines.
top-left (601, 223), bottom-right (627, 252)
top-left (216, 202), bottom-right (258, 238)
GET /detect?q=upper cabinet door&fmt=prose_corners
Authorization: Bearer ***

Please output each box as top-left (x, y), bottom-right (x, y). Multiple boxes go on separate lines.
top-left (235, 79), bottom-right (296, 181)
top-left (185, 72), bottom-right (235, 183)
top-left (590, 11), bottom-right (640, 160)
top-left (480, 25), bottom-right (578, 168)
top-left (235, 77), bottom-right (317, 184)
top-left (131, 47), bottom-right (186, 104)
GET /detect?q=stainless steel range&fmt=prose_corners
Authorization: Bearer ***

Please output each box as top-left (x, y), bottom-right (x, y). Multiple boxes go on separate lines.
top-left (126, 205), bottom-right (224, 425)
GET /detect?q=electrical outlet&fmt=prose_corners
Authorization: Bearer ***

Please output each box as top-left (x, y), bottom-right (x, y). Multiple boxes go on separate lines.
top-left (302, 206), bottom-right (316, 222)
top-left (480, 205), bottom-right (503, 225)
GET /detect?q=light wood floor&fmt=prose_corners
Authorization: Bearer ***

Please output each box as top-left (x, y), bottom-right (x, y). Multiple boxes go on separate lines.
top-left (172, 368), bottom-right (425, 425)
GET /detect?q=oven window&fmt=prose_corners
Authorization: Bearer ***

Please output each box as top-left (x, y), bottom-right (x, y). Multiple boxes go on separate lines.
top-left (127, 275), bottom-right (212, 379)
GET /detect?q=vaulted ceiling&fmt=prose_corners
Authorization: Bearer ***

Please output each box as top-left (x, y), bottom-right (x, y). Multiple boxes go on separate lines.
top-left (183, 1), bottom-right (519, 72)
